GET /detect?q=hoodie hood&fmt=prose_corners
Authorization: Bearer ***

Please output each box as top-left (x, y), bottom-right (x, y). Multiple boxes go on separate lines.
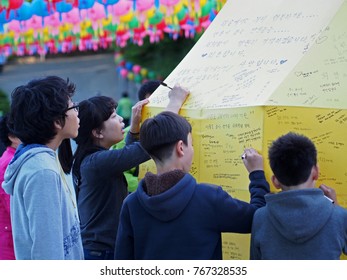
top-left (265, 188), bottom-right (334, 243)
top-left (2, 144), bottom-right (54, 196)
top-left (136, 173), bottom-right (196, 222)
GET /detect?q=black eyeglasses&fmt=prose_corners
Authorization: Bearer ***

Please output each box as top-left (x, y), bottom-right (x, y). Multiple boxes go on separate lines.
top-left (65, 102), bottom-right (79, 113)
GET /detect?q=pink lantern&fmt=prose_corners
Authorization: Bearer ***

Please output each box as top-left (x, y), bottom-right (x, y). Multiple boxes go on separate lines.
top-left (62, 7), bottom-right (80, 24)
top-left (79, 40), bottom-right (86, 51)
top-left (108, 0), bottom-right (131, 17)
top-left (136, 0), bottom-right (154, 12)
top-left (86, 2), bottom-right (106, 21)
top-left (120, 68), bottom-right (128, 78)
top-left (25, 15), bottom-right (43, 30)
top-left (7, 19), bottom-right (21, 33)
top-left (160, 0), bottom-right (180, 6)
top-left (132, 64), bottom-right (141, 74)
top-left (44, 12), bottom-right (61, 27)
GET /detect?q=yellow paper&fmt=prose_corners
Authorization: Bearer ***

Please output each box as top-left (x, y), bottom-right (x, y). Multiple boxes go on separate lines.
top-left (140, 0), bottom-right (347, 259)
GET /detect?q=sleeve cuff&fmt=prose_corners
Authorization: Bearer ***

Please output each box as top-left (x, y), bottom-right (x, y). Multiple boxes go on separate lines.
top-left (249, 170), bottom-right (265, 180)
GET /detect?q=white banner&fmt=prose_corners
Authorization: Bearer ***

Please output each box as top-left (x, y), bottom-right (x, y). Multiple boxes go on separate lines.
top-left (0, 260), bottom-right (345, 279)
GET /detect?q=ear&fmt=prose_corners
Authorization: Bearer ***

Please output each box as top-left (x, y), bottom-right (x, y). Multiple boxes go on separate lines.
top-left (312, 165), bottom-right (319, 181)
top-left (8, 134), bottom-right (21, 148)
top-left (54, 119), bottom-right (63, 130)
top-left (92, 128), bottom-right (103, 139)
top-left (175, 140), bottom-right (185, 158)
top-left (271, 175), bottom-right (282, 190)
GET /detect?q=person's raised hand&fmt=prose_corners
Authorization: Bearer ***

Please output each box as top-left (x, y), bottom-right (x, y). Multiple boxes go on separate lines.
top-left (319, 184), bottom-right (338, 205)
top-left (165, 84), bottom-right (189, 113)
top-left (130, 99), bottom-right (149, 134)
top-left (242, 148), bottom-right (264, 173)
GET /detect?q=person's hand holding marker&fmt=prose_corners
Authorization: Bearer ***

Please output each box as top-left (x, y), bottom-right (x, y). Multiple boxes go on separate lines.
top-left (319, 184), bottom-right (338, 205)
top-left (242, 148), bottom-right (264, 173)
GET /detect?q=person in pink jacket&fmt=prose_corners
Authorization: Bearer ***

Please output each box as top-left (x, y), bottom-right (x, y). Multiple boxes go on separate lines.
top-left (0, 114), bottom-right (21, 259)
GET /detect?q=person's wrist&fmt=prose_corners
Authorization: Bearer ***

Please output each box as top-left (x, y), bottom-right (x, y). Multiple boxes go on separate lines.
top-left (166, 104), bottom-right (181, 113)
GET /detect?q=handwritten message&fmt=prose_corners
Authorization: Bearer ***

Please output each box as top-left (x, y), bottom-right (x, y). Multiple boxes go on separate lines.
top-left (141, 0), bottom-right (347, 260)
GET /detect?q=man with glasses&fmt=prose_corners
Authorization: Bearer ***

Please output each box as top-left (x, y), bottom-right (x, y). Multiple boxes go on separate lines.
top-left (2, 76), bottom-right (84, 259)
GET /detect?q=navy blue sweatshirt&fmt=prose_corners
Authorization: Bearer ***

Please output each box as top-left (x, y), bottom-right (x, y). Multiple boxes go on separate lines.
top-left (75, 133), bottom-right (150, 252)
top-left (115, 170), bottom-right (269, 259)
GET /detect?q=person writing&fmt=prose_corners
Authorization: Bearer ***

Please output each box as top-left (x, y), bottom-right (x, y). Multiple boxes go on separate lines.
top-left (250, 132), bottom-right (347, 259)
top-left (115, 111), bottom-right (270, 260)
top-left (70, 85), bottom-right (189, 260)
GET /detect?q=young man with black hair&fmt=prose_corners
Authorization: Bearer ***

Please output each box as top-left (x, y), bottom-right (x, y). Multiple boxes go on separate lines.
top-left (115, 111), bottom-right (270, 260)
top-left (250, 132), bottom-right (347, 260)
top-left (2, 76), bottom-right (83, 259)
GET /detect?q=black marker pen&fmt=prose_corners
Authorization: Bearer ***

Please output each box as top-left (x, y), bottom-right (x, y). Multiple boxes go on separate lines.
top-left (160, 82), bottom-right (173, 90)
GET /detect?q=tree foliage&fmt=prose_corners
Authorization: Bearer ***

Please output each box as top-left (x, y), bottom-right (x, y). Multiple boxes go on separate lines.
top-left (118, 34), bottom-right (201, 79)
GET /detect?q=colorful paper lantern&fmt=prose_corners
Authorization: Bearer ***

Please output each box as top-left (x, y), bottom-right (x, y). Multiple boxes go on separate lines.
top-left (17, 1), bottom-right (33, 21)
top-left (134, 73), bottom-right (143, 83)
top-left (127, 72), bottom-right (134, 80)
top-left (120, 68), bottom-right (128, 77)
top-left (132, 64), bottom-right (141, 74)
top-left (140, 67), bottom-right (148, 77)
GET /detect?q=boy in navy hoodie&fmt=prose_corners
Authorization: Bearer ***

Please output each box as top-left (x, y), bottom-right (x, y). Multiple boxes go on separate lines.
top-left (115, 111), bottom-right (270, 260)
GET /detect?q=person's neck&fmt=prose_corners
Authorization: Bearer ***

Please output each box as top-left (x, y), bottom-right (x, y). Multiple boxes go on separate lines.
top-left (156, 161), bottom-right (184, 176)
top-left (281, 180), bottom-right (315, 191)
top-left (46, 138), bottom-right (63, 151)
top-left (93, 139), bottom-right (111, 150)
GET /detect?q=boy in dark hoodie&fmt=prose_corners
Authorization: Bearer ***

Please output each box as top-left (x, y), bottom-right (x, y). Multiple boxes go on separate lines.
top-left (115, 111), bottom-right (270, 260)
top-left (250, 132), bottom-right (346, 260)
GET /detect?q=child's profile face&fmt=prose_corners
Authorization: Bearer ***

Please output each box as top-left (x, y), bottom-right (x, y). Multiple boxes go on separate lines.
top-left (100, 110), bottom-right (124, 147)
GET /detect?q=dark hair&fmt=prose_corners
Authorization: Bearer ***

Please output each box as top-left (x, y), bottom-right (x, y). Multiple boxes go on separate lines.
top-left (121, 91), bottom-right (129, 98)
top-left (8, 76), bottom-right (75, 145)
top-left (137, 80), bottom-right (161, 101)
top-left (140, 111), bottom-right (192, 162)
top-left (72, 96), bottom-right (117, 185)
top-left (0, 114), bottom-right (11, 147)
top-left (268, 132), bottom-right (317, 186)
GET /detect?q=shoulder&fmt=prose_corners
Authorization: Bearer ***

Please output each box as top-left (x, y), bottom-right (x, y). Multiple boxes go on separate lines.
top-left (252, 206), bottom-right (268, 225)
top-left (29, 152), bottom-right (58, 170)
top-left (123, 191), bottom-right (139, 208)
top-left (195, 182), bottom-right (227, 199)
top-left (332, 205), bottom-right (347, 219)
top-left (198, 182), bottom-right (222, 191)
top-left (18, 149), bottom-right (57, 171)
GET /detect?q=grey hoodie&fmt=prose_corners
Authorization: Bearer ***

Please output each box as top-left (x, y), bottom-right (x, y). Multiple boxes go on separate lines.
top-left (2, 145), bottom-right (84, 259)
top-left (250, 188), bottom-right (347, 259)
